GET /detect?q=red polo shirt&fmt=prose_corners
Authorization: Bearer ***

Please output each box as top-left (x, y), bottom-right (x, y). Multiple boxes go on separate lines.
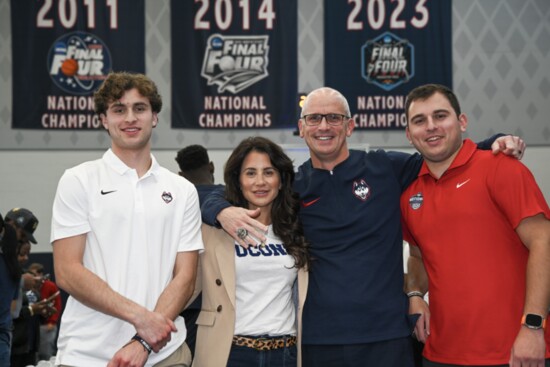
top-left (401, 139), bottom-right (550, 365)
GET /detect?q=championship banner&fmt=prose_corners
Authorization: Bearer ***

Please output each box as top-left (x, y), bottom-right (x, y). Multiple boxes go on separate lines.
top-left (11, 0), bottom-right (145, 130)
top-left (171, 0), bottom-right (297, 129)
top-left (325, 0), bottom-right (452, 130)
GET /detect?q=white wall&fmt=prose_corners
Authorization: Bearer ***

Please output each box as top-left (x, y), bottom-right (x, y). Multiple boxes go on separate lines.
top-left (1, 146), bottom-right (549, 253)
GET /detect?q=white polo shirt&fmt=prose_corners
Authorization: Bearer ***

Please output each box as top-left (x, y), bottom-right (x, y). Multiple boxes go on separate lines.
top-left (51, 149), bottom-right (203, 367)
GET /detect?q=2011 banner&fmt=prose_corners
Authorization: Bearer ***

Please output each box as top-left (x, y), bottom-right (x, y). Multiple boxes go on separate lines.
top-left (171, 0), bottom-right (298, 129)
top-left (11, 0), bottom-right (145, 130)
top-left (325, 0), bottom-right (452, 130)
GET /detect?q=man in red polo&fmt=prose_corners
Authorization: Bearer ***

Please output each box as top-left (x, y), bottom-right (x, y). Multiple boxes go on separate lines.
top-left (402, 84), bottom-right (550, 367)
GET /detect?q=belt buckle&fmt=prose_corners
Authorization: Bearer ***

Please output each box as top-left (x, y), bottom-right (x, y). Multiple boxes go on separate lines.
top-left (252, 337), bottom-right (272, 351)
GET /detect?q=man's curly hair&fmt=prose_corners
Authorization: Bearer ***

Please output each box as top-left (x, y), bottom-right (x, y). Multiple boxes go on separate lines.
top-left (93, 72), bottom-right (162, 115)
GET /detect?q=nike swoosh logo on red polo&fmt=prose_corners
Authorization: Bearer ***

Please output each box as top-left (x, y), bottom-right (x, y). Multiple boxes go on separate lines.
top-left (456, 179), bottom-right (471, 189)
top-left (301, 197), bottom-right (321, 207)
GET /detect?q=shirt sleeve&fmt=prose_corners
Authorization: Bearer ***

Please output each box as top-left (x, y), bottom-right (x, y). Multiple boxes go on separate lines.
top-left (201, 189), bottom-right (231, 227)
top-left (489, 156), bottom-right (550, 229)
top-left (50, 168), bottom-right (91, 243)
top-left (178, 184), bottom-right (204, 252)
top-left (401, 216), bottom-right (418, 247)
top-left (475, 133), bottom-right (505, 150)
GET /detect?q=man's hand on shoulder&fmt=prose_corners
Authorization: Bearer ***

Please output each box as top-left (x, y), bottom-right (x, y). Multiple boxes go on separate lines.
top-left (217, 206), bottom-right (268, 248)
top-left (492, 135), bottom-right (525, 159)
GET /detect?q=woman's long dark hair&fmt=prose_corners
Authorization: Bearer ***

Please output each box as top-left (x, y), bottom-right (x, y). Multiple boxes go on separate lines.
top-left (1, 223), bottom-right (22, 283)
top-left (224, 137), bottom-right (310, 269)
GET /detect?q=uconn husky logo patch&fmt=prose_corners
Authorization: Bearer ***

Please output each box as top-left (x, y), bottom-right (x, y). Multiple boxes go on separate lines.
top-left (353, 179), bottom-right (371, 201)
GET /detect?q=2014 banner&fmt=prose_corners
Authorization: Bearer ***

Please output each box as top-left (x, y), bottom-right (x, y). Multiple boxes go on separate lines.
top-left (11, 0), bottom-right (145, 130)
top-left (325, 0), bottom-right (452, 130)
top-left (171, 0), bottom-right (298, 129)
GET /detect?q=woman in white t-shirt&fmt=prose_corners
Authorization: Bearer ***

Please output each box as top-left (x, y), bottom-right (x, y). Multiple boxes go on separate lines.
top-left (192, 137), bottom-right (310, 367)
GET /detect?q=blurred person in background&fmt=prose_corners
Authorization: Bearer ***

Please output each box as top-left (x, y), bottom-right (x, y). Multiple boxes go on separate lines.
top-left (28, 262), bottom-right (62, 361)
top-left (0, 213), bottom-right (22, 367)
top-left (175, 144), bottom-right (224, 204)
top-left (5, 208), bottom-right (55, 367)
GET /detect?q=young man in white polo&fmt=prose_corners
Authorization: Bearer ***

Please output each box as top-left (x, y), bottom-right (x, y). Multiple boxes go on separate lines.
top-left (52, 72), bottom-right (203, 367)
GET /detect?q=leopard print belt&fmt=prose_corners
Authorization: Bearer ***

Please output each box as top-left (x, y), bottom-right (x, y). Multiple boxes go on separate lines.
top-left (232, 335), bottom-right (297, 351)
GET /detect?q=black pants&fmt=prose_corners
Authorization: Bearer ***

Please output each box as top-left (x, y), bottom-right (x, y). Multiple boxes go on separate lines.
top-left (302, 337), bottom-right (415, 367)
top-left (11, 352), bottom-right (37, 367)
top-left (423, 357), bottom-right (550, 367)
top-left (411, 336), bottom-right (424, 367)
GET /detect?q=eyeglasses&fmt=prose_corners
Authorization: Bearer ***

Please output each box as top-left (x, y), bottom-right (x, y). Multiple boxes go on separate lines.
top-left (301, 113), bottom-right (349, 126)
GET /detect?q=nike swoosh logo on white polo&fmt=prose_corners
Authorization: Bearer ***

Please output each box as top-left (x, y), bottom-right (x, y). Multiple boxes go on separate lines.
top-left (456, 179), bottom-right (471, 189)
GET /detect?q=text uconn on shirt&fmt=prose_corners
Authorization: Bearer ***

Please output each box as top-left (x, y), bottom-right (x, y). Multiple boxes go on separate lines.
top-left (235, 244), bottom-right (289, 257)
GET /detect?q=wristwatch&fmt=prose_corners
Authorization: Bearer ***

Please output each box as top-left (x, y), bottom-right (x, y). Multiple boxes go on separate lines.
top-left (521, 314), bottom-right (546, 330)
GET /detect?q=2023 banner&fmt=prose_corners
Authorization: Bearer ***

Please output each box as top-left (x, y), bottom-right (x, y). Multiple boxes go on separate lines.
top-left (325, 0), bottom-right (452, 130)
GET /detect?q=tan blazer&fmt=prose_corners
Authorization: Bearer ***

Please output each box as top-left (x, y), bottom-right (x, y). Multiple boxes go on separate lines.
top-left (191, 224), bottom-right (308, 367)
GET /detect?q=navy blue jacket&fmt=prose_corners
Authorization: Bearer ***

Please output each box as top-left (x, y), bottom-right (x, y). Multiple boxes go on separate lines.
top-left (295, 149), bottom-right (421, 344)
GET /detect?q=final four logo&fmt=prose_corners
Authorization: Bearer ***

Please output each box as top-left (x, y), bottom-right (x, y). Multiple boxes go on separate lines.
top-left (409, 192), bottom-right (423, 210)
top-left (47, 32), bottom-right (112, 95)
top-left (201, 34), bottom-right (269, 94)
top-left (361, 32), bottom-right (414, 91)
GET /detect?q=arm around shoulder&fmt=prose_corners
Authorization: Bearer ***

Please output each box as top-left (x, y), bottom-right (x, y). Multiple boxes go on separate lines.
top-left (201, 189), bottom-right (231, 226)
top-left (202, 190), bottom-right (268, 248)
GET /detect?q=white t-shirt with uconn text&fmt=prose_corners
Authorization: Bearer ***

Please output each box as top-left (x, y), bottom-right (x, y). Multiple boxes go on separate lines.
top-left (234, 225), bottom-right (298, 336)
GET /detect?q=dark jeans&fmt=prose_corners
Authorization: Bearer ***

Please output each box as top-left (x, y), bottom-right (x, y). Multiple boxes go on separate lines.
top-left (423, 357), bottom-right (550, 367)
top-left (10, 352), bottom-right (37, 367)
top-left (302, 336), bottom-right (415, 367)
top-left (412, 336), bottom-right (424, 367)
top-left (227, 343), bottom-right (297, 367)
top-left (0, 328), bottom-right (10, 367)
